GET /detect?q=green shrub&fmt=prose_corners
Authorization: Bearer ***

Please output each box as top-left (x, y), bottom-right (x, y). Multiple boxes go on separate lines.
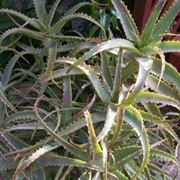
top-left (0, 0), bottom-right (180, 179)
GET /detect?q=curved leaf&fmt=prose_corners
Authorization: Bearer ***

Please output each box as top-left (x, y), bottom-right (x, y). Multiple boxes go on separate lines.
top-left (43, 67), bottom-right (83, 82)
top-left (33, 154), bottom-right (101, 171)
top-left (97, 105), bottom-right (117, 141)
top-left (3, 111), bottom-right (37, 127)
top-left (1, 50), bottom-right (40, 88)
top-left (101, 52), bottom-right (113, 89)
top-left (1, 132), bottom-right (27, 150)
top-left (146, 74), bottom-right (180, 100)
top-left (0, 87), bottom-right (16, 112)
top-left (79, 38), bottom-right (140, 63)
top-left (45, 39), bottom-right (57, 75)
top-left (139, 110), bottom-right (165, 124)
top-left (4, 123), bottom-right (42, 132)
top-left (153, 0), bottom-right (180, 41)
top-left (0, 28), bottom-right (45, 45)
top-left (151, 148), bottom-right (179, 168)
top-left (136, 91), bottom-right (180, 110)
top-left (125, 57), bottom-right (153, 104)
top-left (0, 9), bottom-right (40, 29)
top-left (111, 169), bottom-right (129, 180)
top-left (34, 99), bottom-right (87, 159)
top-left (141, 0), bottom-right (166, 44)
top-left (64, 2), bottom-right (94, 17)
top-left (58, 112), bottom-right (105, 137)
top-left (157, 40), bottom-right (180, 53)
top-left (14, 141), bottom-right (60, 176)
top-left (113, 146), bottom-right (141, 162)
top-left (62, 75), bottom-right (72, 123)
top-left (51, 13), bottom-right (105, 36)
top-left (124, 105), bottom-right (150, 177)
top-left (85, 111), bottom-right (103, 166)
top-left (152, 59), bottom-right (180, 91)
top-left (33, 0), bottom-right (48, 25)
top-left (47, 0), bottom-right (62, 27)
top-left (111, 0), bottom-right (140, 45)
top-left (57, 57), bottom-right (111, 102)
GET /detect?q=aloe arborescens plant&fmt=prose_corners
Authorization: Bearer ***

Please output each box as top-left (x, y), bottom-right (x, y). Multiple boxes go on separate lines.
top-left (0, 0), bottom-right (180, 179)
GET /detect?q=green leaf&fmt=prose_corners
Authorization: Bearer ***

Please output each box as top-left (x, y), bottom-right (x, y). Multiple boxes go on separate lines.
top-left (50, 13), bottom-right (105, 36)
top-left (54, 34), bottom-right (87, 42)
top-left (111, 0), bottom-right (140, 45)
top-left (62, 75), bottom-right (72, 123)
top-left (124, 105), bottom-right (150, 177)
top-left (0, 9), bottom-right (41, 29)
top-left (4, 122), bottom-right (41, 132)
top-left (1, 132), bottom-right (27, 150)
top-left (112, 49), bottom-right (123, 100)
top-left (56, 42), bottom-right (80, 52)
top-left (152, 59), bottom-right (180, 91)
top-left (157, 40), bottom-right (180, 53)
top-left (2, 137), bottom-right (52, 158)
top-left (141, 46), bottom-right (167, 92)
top-left (0, 28), bottom-right (45, 45)
top-left (162, 124), bottom-right (180, 143)
top-left (155, 49), bottom-right (166, 91)
top-left (47, 0), bottom-right (62, 27)
top-left (0, 52), bottom-right (31, 124)
top-left (85, 111), bottom-right (103, 166)
top-left (64, 2), bottom-right (93, 17)
top-left (122, 60), bottom-right (138, 82)
top-left (33, 154), bottom-right (102, 171)
top-left (147, 163), bottom-right (172, 179)
top-left (0, 87), bottom-right (16, 112)
top-left (139, 110), bottom-right (165, 124)
top-left (146, 74), bottom-right (180, 100)
top-left (111, 169), bottom-right (129, 180)
top-left (125, 57), bottom-right (153, 104)
top-left (14, 141), bottom-right (60, 176)
top-left (136, 91), bottom-right (180, 110)
top-left (3, 111), bottom-right (37, 127)
top-left (101, 52), bottom-right (113, 89)
top-left (143, 102), bottom-right (163, 118)
top-left (153, 0), bottom-right (180, 41)
top-left (110, 87), bottom-right (128, 145)
top-left (45, 39), bottom-right (57, 75)
top-left (43, 67), bottom-right (83, 82)
top-left (97, 105), bottom-right (117, 141)
top-left (34, 99), bottom-right (87, 159)
top-left (57, 57), bottom-right (111, 102)
top-left (124, 160), bottom-right (148, 179)
top-left (79, 38), bottom-right (140, 63)
top-left (151, 148), bottom-right (179, 168)
top-left (58, 112), bottom-right (105, 137)
top-left (141, 0), bottom-right (166, 45)
top-left (33, 0), bottom-right (48, 25)
top-left (114, 146), bottom-right (141, 162)
top-left (1, 50), bottom-right (40, 88)
top-left (142, 47), bottom-right (175, 92)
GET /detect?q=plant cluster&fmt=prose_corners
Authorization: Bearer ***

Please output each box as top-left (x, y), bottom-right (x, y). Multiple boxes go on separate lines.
top-left (0, 0), bottom-right (180, 179)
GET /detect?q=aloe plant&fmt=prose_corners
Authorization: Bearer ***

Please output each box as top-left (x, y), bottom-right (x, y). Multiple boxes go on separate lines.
top-left (0, 0), bottom-right (180, 179)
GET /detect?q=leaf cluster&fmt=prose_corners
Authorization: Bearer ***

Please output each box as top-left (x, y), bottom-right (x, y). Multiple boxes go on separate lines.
top-left (0, 0), bottom-right (180, 179)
